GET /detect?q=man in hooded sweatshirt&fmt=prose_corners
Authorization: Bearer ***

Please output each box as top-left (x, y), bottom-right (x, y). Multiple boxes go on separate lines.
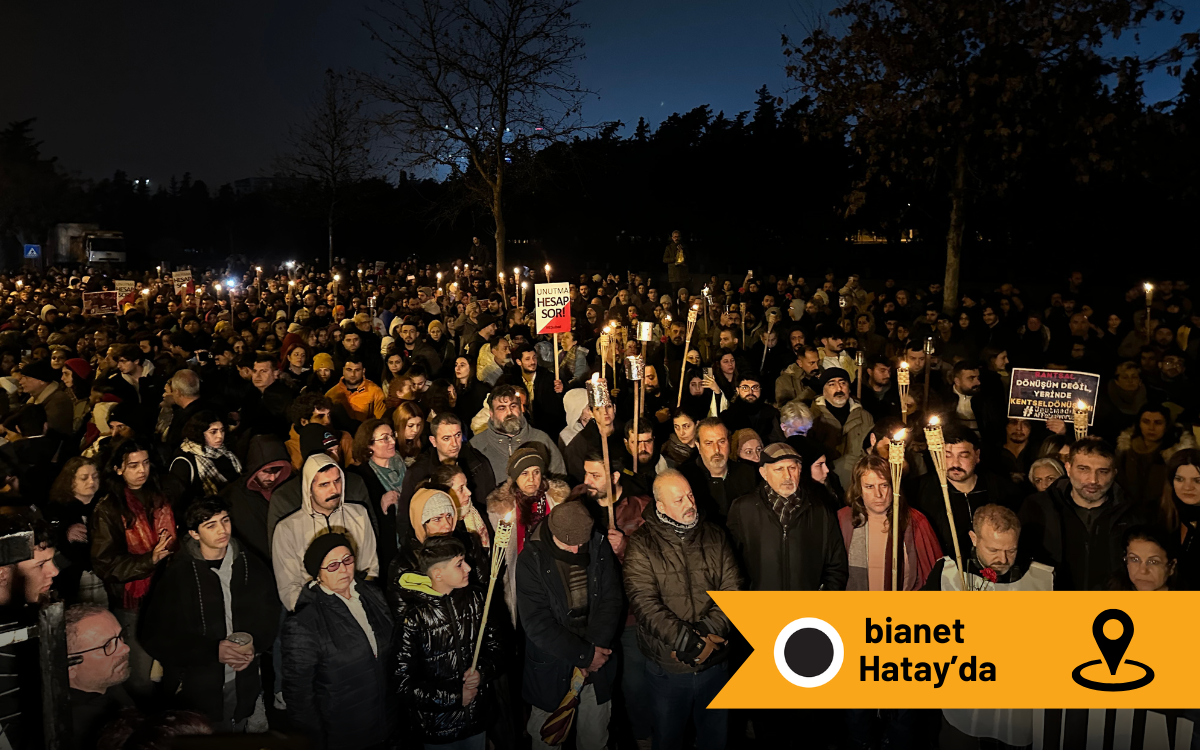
top-left (272, 453), bottom-right (378, 611)
top-left (223, 435), bottom-right (293, 563)
top-left (141, 497), bottom-right (280, 732)
top-left (265, 425), bottom-right (376, 558)
top-left (470, 384), bottom-right (565, 485)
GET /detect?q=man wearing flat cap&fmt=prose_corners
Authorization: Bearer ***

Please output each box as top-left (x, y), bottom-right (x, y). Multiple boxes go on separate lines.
top-left (517, 500), bottom-right (623, 750)
top-left (727, 442), bottom-right (848, 592)
top-left (809, 366), bottom-right (876, 488)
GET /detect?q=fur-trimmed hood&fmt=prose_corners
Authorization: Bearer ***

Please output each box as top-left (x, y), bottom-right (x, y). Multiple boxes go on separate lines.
top-left (485, 477), bottom-right (571, 518)
top-left (1115, 425), bottom-right (1197, 461)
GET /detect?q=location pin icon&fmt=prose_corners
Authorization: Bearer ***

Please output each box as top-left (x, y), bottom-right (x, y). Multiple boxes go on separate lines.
top-left (1092, 609), bottom-right (1134, 676)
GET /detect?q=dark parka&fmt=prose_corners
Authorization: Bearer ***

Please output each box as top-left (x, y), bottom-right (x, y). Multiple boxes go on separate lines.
top-left (282, 580), bottom-right (395, 750)
top-left (1018, 475), bottom-right (1145, 591)
top-left (623, 504), bottom-right (742, 673)
top-left (394, 580), bottom-right (504, 744)
top-left (140, 538), bottom-right (281, 724)
top-left (222, 435), bottom-right (292, 563)
top-left (516, 523), bottom-right (624, 712)
top-left (726, 485), bottom-right (849, 591)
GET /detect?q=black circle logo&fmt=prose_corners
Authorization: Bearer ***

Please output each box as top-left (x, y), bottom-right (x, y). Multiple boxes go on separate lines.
top-left (774, 618), bottom-right (844, 687)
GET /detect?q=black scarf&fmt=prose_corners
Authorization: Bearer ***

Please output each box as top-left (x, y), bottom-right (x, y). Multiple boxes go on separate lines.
top-left (1175, 498), bottom-right (1200, 526)
top-left (825, 401), bottom-right (851, 425)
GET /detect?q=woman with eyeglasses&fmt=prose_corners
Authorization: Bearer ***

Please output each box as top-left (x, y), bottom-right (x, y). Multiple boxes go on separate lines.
top-left (1109, 525), bottom-right (1180, 591)
top-left (283, 533), bottom-right (394, 750)
top-left (352, 419), bottom-right (406, 573)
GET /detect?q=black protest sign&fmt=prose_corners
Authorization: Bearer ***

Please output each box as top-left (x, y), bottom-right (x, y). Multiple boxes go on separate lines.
top-left (1007, 368), bottom-right (1100, 423)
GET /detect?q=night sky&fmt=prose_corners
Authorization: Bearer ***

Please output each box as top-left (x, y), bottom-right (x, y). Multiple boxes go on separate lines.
top-left (0, 0), bottom-right (1187, 187)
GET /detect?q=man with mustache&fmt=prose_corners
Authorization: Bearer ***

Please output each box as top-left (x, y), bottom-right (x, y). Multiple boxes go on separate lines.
top-left (726, 443), bottom-right (847, 592)
top-left (720, 372), bottom-right (786, 446)
top-left (623, 470), bottom-right (742, 750)
top-left (67, 604), bottom-right (134, 750)
top-left (914, 426), bottom-right (1021, 555)
top-left (272, 454), bottom-right (379, 610)
top-left (1019, 437), bottom-right (1144, 590)
top-left (809, 367), bottom-right (876, 488)
top-left (923, 505), bottom-right (1053, 749)
top-left (678, 418), bottom-right (758, 525)
top-left (471, 384), bottom-right (565, 485)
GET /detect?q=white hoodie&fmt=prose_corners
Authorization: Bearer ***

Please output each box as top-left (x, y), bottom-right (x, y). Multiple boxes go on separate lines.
top-left (272, 453), bottom-right (379, 611)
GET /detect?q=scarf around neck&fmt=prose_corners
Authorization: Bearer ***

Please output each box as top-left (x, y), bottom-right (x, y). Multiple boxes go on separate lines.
top-left (121, 488), bottom-right (176, 609)
top-left (181, 439), bottom-right (242, 496)
top-left (655, 505), bottom-right (698, 537)
top-left (368, 454), bottom-right (407, 494)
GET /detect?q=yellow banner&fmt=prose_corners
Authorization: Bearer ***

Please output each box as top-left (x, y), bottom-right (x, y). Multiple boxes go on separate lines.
top-left (711, 591), bottom-right (1200, 709)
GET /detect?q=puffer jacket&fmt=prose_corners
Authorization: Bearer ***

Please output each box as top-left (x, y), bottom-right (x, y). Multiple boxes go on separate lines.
top-left (282, 580), bottom-right (394, 750)
top-left (468, 415), bottom-right (566, 485)
top-left (623, 504), bottom-right (741, 673)
top-left (394, 573), bottom-right (503, 744)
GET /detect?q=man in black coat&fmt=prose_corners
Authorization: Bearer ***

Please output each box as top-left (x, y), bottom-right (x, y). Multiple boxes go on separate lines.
top-left (222, 435), bottom-right (293, 563)
top-left (1018, 437), bottom-right (1144, 591)
top-left (501, 345), bottom-right (566, 439)
top-left (678, 418), bottom-right (759, 526)
top-left (397, 412), bottom-right (496, 546)
top-left (719, 371), bottom-right (786, 445)
top-left (914, 425), bottom-right (1021, 556)
top-left (726, 443), bottom-right (848, 591)
top-left (517, 501), bottom-right (624, 750)
top-left (141, 497), bottom-right (280, 731)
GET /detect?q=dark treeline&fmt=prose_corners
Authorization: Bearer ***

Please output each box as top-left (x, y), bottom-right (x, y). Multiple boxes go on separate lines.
top-left (3, 59), bottom-right (1200, 282)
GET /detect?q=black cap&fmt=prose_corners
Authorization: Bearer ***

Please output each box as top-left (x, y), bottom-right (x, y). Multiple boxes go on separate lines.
top-left (819, 367), bottom-right (851, 389)
top-left (304, 533), bottom-right (352, 578)
top-left (19, 358), bottom-right (60, 384)
top-left (299, 423), bottom-right (339, 459)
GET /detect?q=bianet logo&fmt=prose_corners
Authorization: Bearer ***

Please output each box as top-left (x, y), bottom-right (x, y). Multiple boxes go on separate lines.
top-left (773, 617), bottom-right (844, 688)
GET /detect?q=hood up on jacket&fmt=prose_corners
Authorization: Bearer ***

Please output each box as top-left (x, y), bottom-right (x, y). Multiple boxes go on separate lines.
top-left (245, 435), bottom-right (292, 492)
top-left (301, 453), bottom-right (346, 516)
top-left (485, 477), bottom-right (572, 520)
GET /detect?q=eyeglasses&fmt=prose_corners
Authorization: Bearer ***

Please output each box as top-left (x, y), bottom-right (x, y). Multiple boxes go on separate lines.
top-left (737, 384), bottom-right (762, 393)
top-left (371, 434), bottom-right (396, 444)
top-left (323, 553), bottom-right (355, 573)
top-left (1125, 554), bottom-right (1167, 569)
top-left (69, 629), bottom-right (125, 659)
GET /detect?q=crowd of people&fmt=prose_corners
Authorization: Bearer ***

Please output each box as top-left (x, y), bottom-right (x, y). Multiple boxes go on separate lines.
top-left (0, 244), bottom-right (1196, 750)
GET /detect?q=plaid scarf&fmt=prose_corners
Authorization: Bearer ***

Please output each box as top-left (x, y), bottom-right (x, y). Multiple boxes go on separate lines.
top-left (181, 439), bottom-right (243, 496)
top-left (766, 487), bottom-right (802, 528)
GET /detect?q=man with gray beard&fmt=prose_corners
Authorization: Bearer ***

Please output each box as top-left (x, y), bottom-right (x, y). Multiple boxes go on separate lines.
top-left (809, 368), bottom-right (876, 488)
top-left (469, 384), bottom-right (566, 485)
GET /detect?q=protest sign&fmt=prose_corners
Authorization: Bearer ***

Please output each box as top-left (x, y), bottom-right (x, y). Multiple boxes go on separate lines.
top-left (115, 280), bottom-right (135, 296)
top-left (82, 291), bottom-right (119, 316)
top-left (1007, 368), bottom-right (1100, 424)
top-left (534, 282), bottom-right (571, 334)
top-left (172, 270), bottom-right (192, 293)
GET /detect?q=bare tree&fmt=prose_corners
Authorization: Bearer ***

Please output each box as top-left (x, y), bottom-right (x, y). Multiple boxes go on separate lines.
top-left (360, 0), bottom-right (590, 273)
top-left (278, 69), bottom-right (376, 269)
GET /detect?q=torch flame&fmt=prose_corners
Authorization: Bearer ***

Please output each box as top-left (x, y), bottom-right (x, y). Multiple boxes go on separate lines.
top-left (928, 415), bottom-right (940, 426)
top-left (503, 511), bottom-right (513, 523)
top-left (591, 373), bottom-right (600, 384)
top-left (1076, 400), bottom-right (1088, 410)
top-left (893, 429), bottom-right (907, 441)
top-left (899, 361), bottom-right (909, 370)
top-left (1144, 282), bottom-right (1154, 292)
